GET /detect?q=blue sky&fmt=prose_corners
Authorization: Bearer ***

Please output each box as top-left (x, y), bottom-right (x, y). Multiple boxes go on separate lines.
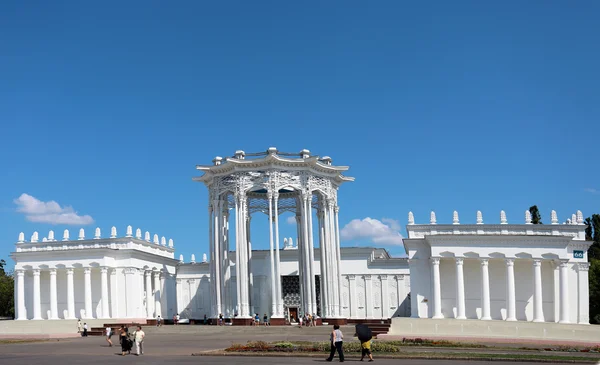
top-left (1, 1), bottom-right (599, 266)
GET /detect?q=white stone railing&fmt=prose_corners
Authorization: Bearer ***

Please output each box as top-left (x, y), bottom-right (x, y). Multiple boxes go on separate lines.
top-left (15, 225), bottom-right (175, 258)
top-left (406, 210), bottom-right (586, 241)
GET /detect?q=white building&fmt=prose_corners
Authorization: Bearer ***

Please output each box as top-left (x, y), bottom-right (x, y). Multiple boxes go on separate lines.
top-left (404, 210), bottom-right (590, 325)
top-left (7, 148), bottom-right (592, 332)
top-left (10, 228), bottom-right (409, 322)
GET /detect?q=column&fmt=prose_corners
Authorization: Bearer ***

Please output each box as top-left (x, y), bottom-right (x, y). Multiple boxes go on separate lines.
top-left (268, 192), bottom-right (277, 315)
top-left (455, 258), bottom-right (466, 319)
top-left (101, 267), bottom-right (110, 319)
top-left (208, 202), bottom-right (215, 316)
top-left (154, 271), bottom-right (161, 318)
top-left (273, 192), bottom-right (283, 316)
top-left (558, 260), bottom-right (570, 324)
top-left (110, 269), bottom-right (119, 319)
top-left (317, 210), bottom-right (328, 318)
top-left (145, 271), bottom-right (153, 318)
top-left (160, 271), bottom-right (167, 318)
top-left (348, 275), bottom-right (356, 318)
top-left (49, 269), bottom-right (58, 319)
top-left (532, 259), bottom-right (544, 322)
top-left (124, 268), bottom-right (137, 317)
top-left (505, 259), bottom-right (516, 321)
top-left (480, 259), bottom-right (491, 320)
top-left (334, 205), bottom-right (343, 317)
top-left (84, 268), bottom-right (93, 319)
top-left (16, 270), bottom-right (26, 320)
top-left (430, 258), bottom-right (443, 319)
top-left (380, 275), bottom-right (389, 318)
top-left (577, 263), bottom-right (590, 324)
top-left (408, 260), bottom-right (419, 318)
top-left (307, 194), bottom-right (317, 315)
top-left (213, 199), bottom-right (223, 317)
top-left (301, 193), bottom-right (312, 316)
top-left (364, 275), bottom-right (372, 318)
top-left (234, 196), bottom-right (241, 316)
top-left (66, 268), bottom-right (75, 319)
top-left (32, 269), bottom-right (42, 320)
top-left (396, 275), bottom-right (406, 316)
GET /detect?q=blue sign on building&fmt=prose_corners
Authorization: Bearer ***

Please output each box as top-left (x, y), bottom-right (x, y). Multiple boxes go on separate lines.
top-left (573, 250), bottom-right (584, 259)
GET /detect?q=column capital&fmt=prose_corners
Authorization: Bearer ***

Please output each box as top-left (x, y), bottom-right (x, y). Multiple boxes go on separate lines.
top-left (379, 274), bottom-right (388, 281)
top-left (577, 262), bottom-right (590, 272)
top-left (395, 274), bottom-right (405, 281)
top-left (363, 275), bottom-right (372, 281)
top-left (558, 259), bottom-right (569, 268)
top-left (32, 269), bottom-right (40, 276)
top-left (153, 271), bottom-right (161, 279)
top-left (110, 268), bottom-right (118, 275)
top-left (505, 258), bottom-right (515, 266)
top-left (455, 257), bottom-right (464, 265)
top-left (334, 206), bottom-right (340, 213)
top-left (49, 268), bottom-right (57, 275)
top-left (83, 267), bottom-right (91, 274)
top-left (430, 257), bottom-right (440, 265)
top-left (15, 269), bottom-right (25, 276)
top-left (123, 267), bottom-right (137, 275)
top-left (66, 268), bottom-right (74, 275)
top-left (480, 258), bottom-right (489, 266)
top-left (100, 267), bottom-right (108, 274)
top-left (347, 274), bottom-right (356, 280)
top-left (533, 259), bottom-right (542, 267)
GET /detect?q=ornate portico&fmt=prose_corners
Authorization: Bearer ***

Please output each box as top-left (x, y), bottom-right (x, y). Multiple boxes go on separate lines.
top-left (194, 148), bottom-right (353, 323)
top-left (404, 210), bottom-right (590, 325)
top-left (11, 227), bottom-right (178, 321)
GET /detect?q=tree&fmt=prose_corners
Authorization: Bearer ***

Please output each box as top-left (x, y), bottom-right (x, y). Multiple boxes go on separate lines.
top-left (529, 205), bottom-right (542, 224)
top-left (587, 215), bottom-right (600, 260)
top-left (589, 259), bottom-right (600, 324)
top-left (0, 259), bottom-right (14, 318)
top-left (586, 217), bottom-right (593, 241)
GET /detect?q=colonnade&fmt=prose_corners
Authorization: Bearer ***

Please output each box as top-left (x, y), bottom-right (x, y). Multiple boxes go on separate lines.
top-left (208, 189), bottom-right (344, 319)
top-left (428, 257), bottom-right (590, 324)
top-left (14, 267), bottom-right (166, 320)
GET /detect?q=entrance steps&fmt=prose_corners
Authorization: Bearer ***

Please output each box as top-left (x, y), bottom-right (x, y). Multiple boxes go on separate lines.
top-left (347, 319), bottom-right (391, 338)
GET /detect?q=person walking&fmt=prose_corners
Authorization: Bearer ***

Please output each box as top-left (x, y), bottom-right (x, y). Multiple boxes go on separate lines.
top-left (134, 326), bottom-right (145, 355)
top-left (156, 315), bottom-right (162, 327)
top-left (105, 327), bottom-right (113, 347)
top-left (77, 319), bottom-right (83, 335)
top-left (82, 323), bottom-right (88, 337)
top-left (326, 324), bottom-right (344, 362)
top-left (119, 326), bottom-right (128, 356)
top-left (360, 338), bottom-right (374, 362)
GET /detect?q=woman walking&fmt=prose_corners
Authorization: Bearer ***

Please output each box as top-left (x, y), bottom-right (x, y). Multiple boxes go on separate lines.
top-left (326, 324), bottom-right (344, 362)
top-left (119, 326), bottom-right (128, 356)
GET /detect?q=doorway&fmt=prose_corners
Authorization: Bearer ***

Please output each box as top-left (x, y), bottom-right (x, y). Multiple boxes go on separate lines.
top-left (288, 307), bottom-right (298, 323)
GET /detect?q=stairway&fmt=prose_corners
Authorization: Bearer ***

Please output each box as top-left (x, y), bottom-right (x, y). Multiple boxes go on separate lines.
top-left (89, 320), bottom-right (148, 337)
top-left (347, 319), bottom-right (391, 338)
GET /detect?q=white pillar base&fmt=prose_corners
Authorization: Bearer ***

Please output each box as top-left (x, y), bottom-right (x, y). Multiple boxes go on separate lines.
top-left (480, 316), bottom-right (492, 321)
top-left (432, 315), bottom-right (444, 319)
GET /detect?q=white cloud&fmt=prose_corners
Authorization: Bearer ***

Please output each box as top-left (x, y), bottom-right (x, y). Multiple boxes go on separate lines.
top-left (14, 193), bottom-right (94, 225)
top-left (340, 217), bottom-right (403, 245)
top-left (585, 188), bottom-right (599, 195)
top-left (286, 216), bottom-right (296, 225)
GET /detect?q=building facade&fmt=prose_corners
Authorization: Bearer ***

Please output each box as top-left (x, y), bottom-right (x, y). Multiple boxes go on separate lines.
top-left (8, 148), bottom-right (592, 327)
top-left (10, 227), bottom-right (410, 322)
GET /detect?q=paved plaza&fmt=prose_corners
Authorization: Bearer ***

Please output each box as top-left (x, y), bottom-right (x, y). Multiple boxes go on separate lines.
top-left (0, 326), bottom-right (596, 365)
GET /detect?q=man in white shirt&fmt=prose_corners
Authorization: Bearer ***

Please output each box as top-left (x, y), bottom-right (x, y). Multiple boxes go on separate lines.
top-left (134, 326), bottom-right (145, 355)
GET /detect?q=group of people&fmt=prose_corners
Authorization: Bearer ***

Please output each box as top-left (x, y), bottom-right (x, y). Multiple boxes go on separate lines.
top-left (252, 313), bottom-right (271, 326)
top-left (112, 325), bottom-right (145, 356)
top-left (76, 319), bottom-right (88, 336)
top-left (295, 312), bottom-right (317, 327)
top-left (326, 324), bottom-right (374, 363)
